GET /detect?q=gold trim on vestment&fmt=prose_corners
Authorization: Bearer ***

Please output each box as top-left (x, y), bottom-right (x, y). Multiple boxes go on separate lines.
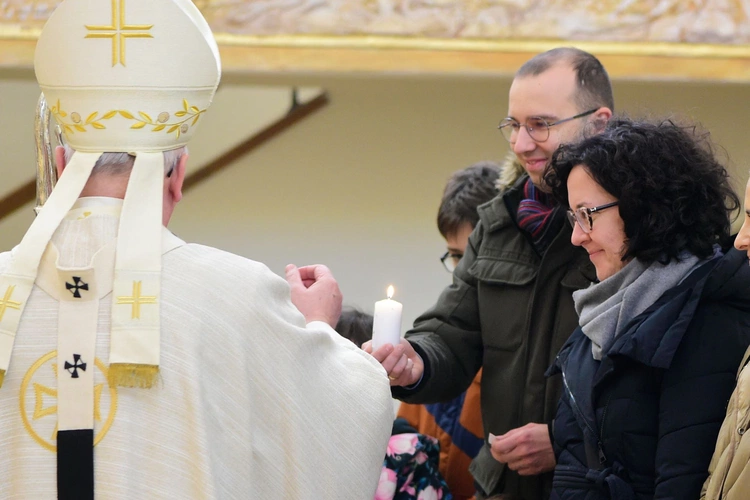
top-left (107, 363), bottom-right (158, 388)
top-left (20, 351), bottom-right (118, 452)
top-left (115, 281), bottom-right (157, 320)
top-left (0, 286), bottom-right (22, 322)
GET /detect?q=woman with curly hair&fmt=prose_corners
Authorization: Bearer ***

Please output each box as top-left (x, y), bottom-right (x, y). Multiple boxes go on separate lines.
top-left (543, 118), bottom-right (750, 499)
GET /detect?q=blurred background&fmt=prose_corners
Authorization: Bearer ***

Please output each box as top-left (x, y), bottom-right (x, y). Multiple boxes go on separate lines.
top-left (2, 0), bottom-right (750, 331)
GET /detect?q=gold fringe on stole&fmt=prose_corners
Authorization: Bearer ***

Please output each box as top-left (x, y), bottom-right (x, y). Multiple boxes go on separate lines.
top-left (108, 363), bottom-right (158, 388)
top-left (0, 369), bottom-right (5, 388)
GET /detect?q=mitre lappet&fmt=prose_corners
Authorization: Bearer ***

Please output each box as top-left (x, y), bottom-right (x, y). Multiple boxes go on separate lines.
top-left (0, 0), bottom-right (221, 388)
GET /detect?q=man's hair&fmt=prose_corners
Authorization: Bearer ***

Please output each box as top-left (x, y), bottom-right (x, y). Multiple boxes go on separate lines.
top-left (335, 307), bottom-right (373, 348)
top-left (516, 47), bottom-right (615, 113)
top-left (545, 117), bottom-right (740, 264)
top-left (437, 161), bottom-right (501, 238)
top-left (63, 145), bottom-right (186, 176)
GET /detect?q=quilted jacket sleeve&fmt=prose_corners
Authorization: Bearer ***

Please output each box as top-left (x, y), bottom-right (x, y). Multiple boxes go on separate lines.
top-left (654, 301), bottom-right (750, 499)
top-left (391, 222), bottom-right (484, 404)
top-left (701, 346), bottom-right (750, 500)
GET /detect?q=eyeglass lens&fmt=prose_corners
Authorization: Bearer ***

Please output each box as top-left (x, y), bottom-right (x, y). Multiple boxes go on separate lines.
top-left (441, 252), bottom-right (462, 272)
top-left (499, 117), bottom-right (551, 143)
top-left (566, 209), bottom-right (592, 234)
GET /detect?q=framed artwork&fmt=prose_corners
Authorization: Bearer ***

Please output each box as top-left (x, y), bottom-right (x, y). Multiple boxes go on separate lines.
top-left (2, 0), bottom-right (750, 80)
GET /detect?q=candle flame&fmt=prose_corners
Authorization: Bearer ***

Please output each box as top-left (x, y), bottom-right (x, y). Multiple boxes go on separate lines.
top-left (387, 285), bottom-right (395, 299)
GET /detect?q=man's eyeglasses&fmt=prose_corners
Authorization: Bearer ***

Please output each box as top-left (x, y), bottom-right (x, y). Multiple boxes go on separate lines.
top-left (498, 108), bottom-right (599, 143)
top-left (440, 251), bottom-right (463, 273)
top-left (566, 201), bottom-right (619, 234)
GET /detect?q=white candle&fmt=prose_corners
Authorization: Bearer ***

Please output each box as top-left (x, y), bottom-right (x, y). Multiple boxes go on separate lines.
top-left (372, 285), bottom-right (403, 350)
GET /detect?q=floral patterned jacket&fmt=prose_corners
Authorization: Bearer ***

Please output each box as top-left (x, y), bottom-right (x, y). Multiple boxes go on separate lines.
top-left (375, 420), bottom-right (453, 500)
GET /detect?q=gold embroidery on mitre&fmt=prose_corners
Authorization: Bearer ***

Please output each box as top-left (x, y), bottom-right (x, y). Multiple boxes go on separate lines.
top-left (20, 351), bottom-right (118, 452)
top-left (0, 285), bottom-right (22, 322)
top-left (118, 99), bottom-right (206, 138)
top-left (108, 363), bottom-right (158, 388)
top-left (116, 280), bottom-right (157, 319)
top-left (51, 100), bottom-right (117, 135)
top-left (84, 0), bottom-right (154, 67)
top-left (50, 99), bottom-right (206, 139)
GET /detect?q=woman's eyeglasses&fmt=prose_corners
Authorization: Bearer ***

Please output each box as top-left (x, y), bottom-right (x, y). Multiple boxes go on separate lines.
top-left (566, 201), bottom-right (619, 233)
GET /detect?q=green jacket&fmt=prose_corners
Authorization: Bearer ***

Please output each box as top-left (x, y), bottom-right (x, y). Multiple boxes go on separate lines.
top-left (393, 173), bottom-right (594, 499)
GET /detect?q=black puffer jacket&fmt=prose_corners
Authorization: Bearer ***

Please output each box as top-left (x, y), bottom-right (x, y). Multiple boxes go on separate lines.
top-left (548, 248), bottom-right (750, 500)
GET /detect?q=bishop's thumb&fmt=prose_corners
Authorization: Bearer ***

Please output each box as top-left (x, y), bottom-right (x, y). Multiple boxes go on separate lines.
top-left (285, 264), bottom-right (302, 289)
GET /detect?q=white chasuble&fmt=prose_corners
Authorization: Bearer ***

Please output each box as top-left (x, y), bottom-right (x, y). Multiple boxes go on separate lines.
top-left (0, 197), bottom-right (394, 499)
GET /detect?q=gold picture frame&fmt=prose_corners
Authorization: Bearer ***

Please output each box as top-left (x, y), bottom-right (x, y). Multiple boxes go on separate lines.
top-left (2, 0), bottom-right (750, 82)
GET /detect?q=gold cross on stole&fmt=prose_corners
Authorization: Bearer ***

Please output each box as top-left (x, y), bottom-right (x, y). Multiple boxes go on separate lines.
top-left (0, 285), bottom-right (22, 322)
top-left (116, 281), bottom-right (157, 319)
top-left (85, 0), bottom-right (153, 67)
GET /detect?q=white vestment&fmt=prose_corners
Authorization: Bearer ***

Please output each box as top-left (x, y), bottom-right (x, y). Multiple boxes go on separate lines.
top-left (0, 198), bottom-right (393, 499)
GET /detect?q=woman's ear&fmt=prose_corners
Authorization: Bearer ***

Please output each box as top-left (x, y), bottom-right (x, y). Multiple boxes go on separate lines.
top-left (54, 145), bottom-right (66, 178)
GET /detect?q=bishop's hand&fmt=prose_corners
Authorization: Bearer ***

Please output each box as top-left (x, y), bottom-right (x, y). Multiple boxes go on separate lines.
top-left (285, 264), bottom-right (342, 328)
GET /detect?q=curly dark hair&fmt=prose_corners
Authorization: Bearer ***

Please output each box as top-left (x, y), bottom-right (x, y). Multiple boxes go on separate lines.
top-left (544, 118), bottom-right (740, 264)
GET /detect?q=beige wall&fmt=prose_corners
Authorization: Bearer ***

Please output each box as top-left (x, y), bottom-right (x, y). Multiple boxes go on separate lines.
top-left (1, 71), bottom-right (749, 331)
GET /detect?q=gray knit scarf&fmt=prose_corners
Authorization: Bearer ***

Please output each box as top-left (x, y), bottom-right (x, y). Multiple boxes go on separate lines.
top-left (573, 253), bottom-right (704, 360)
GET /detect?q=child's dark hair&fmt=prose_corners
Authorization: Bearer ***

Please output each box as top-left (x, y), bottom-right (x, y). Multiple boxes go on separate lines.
top-left (335, 307), bottom-right (374, 348)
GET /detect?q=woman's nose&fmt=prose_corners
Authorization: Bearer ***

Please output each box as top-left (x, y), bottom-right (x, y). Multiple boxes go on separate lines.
top-left (570, 220), bottom-right (590, 247)
top-left (735, 220), bottom-right (750, 251)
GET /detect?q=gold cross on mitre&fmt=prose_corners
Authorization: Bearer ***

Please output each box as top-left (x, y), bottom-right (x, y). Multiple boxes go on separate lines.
top-left (0, 285), bottom-right (22, 322)
top-left (116, 281), bottom-right (157, 319)
top-left (85, 0), bottom-right (153, 67)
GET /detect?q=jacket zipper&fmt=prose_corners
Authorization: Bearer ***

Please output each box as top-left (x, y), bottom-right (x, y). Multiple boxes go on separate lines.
top-left (598, 393), bottom-right (613, 465)
top-left (560, 355), bottom-right (607, 465)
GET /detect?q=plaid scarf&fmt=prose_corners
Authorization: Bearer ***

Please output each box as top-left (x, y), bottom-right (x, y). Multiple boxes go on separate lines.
top-left (516, 178), bottom-right (562, 254)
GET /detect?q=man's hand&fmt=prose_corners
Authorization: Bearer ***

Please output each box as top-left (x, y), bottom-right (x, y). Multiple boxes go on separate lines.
top-left (362, 338), bottom-right (424, 387)
top-left (285, 264), bottom-right (342, 328)
top-left (489, 423), bottom-right (556, 476)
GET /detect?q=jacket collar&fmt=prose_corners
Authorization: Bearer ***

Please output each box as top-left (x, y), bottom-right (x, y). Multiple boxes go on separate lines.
top-left (495, 152), bottom-right (526, 192)
top-left (477, 151), bottom-right (526, 234)
top-left (552, 250), bottom-right (745, 383)
top-left (477, 172), bottom-right (528, 234)
top-left (607, 248), bottom-right (750, 366)
top-left (594, 254), bottom-right (720, 383)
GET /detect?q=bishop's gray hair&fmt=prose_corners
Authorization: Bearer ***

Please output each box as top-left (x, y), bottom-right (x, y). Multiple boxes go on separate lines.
top-left (63, 145), bottom-right (187, 177)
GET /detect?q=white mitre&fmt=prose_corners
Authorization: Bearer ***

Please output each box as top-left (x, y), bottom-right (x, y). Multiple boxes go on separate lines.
top-left (0, 0), bottom-right (221, 388)
top-left (35, 0), bottom-right (220, 153)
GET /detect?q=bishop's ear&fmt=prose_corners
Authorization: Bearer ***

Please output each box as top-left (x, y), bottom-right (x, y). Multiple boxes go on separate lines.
top-left (54, 145), bottom-right (67, 178)
top-left (168, 153), bottom-right (189, 204)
